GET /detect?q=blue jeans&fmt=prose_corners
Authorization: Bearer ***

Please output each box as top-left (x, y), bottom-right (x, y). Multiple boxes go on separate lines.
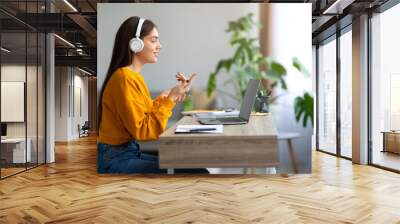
top-left (97, 140), bottom-right (208, 174)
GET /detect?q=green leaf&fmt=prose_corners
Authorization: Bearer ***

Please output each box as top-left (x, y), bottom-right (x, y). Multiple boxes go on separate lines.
top-left (207, 72), bottom-right (217, 97)
top-left (294, 92), bottom-right (314, 127)
top-left (280, 78), bottom-right (287, 90)
top-left (256, 56), bottom-right (269, 67)
top-left (270, 61), bottom-right (287, 76)
top-left (224, 59), bottom-right (233, 71)
top-left (244, 44), bottom-right (253, 62)
top-left (233, 46), bottom-right (245, 66)
top-left (215, 60), bottom-right (225, 73)
top-left (231, 37), bottom-right (243, 46)
top-left (263, 70), bottom-right (280, 83)
top-left (293, 57), bottom-right (310, 77)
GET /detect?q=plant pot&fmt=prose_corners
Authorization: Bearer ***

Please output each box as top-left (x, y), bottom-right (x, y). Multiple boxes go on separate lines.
top-left (254, 95), bottom-right (270, 113)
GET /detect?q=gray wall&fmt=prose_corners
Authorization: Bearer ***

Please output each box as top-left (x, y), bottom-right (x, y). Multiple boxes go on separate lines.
top-left (55, 67), bottom-right (89, 141)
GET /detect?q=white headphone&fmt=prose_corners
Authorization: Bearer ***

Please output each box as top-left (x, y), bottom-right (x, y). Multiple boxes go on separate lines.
top-left (129, 18), bottom-right (146, 53)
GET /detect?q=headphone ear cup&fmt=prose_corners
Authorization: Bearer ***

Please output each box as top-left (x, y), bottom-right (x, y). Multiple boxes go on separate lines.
top-left (129, 38), bottom-right (144, 53)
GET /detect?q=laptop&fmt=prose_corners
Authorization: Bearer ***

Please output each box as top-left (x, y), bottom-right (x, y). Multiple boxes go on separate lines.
top-left (198, 79), bottom-right (260, 125)
top-left (1, 123), bottom-right (7, 140)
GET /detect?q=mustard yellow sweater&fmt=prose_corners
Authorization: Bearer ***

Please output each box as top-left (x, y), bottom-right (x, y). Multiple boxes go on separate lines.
top-left (98, 67), bottom-right (175, 145)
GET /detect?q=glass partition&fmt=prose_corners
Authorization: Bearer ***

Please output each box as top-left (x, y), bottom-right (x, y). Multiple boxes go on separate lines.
top-left (0, 1), bottom-right (46, 179)
top-left (317, 36), bottom-right (337, 155)
top-left (1, 31), bottom-right (28, 177)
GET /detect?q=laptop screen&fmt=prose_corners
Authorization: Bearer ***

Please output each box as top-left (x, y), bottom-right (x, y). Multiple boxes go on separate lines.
top-left (1, 123), bottom-right (7, 137)
top-left (239, 79), bottom-right (260, 120)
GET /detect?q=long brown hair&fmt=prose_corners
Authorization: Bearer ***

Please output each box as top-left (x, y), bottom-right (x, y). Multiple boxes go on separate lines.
top-left (98, 17), bottom-right (156, 134)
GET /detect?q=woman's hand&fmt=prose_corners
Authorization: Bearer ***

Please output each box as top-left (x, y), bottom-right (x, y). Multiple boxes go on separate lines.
top-left (176, 72), bottom-right (196, 92)
top-left (160, 89), bottom-right (170, 98)
top-left (167, 85), bottom-right (186, 102)
top-left (167, 72), bottom-right (197, 102)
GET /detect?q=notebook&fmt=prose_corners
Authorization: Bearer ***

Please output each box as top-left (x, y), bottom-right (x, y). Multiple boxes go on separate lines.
top-left (175, 125), bottom-right (223, 134)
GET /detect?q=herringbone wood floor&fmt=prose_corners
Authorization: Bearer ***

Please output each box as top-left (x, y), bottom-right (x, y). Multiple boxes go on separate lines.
top-left (1, 136), bottom-right (400, 224)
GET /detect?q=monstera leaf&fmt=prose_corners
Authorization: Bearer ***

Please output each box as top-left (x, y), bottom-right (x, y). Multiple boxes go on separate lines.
top-left (294, 92), bottom-right (314, 127)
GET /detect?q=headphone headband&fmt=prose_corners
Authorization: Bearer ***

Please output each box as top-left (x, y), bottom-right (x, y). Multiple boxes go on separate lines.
top-left (135, 18), bottom-right (145, 38)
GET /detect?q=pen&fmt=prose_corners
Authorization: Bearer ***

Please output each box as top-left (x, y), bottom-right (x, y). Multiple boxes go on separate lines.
top-left (188, 128), bottom-right (216, 132)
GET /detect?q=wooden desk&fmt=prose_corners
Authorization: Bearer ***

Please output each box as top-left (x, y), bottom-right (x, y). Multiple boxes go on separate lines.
top-left (159, 115), bottom-right (279, 174)
top-left (1, 138), bottom-right (31, 164)
top-left (382, 131), bottom-right (400, 154)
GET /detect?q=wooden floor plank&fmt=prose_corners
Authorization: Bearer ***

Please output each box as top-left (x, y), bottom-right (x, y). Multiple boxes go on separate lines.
top-left (0, 136), bottom-right (399, 223)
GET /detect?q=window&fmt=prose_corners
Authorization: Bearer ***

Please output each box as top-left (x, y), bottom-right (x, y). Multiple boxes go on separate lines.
top-left (370, 2), bottom-right (400, 171)
top-left (339, 28), bottom-right (352, 158)
top-left (317, 36), bottom-right (337, 155)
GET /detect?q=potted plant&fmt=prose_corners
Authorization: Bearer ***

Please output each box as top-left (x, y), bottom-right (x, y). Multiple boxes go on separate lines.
top-left (207, 13), bottom-right (313, 127)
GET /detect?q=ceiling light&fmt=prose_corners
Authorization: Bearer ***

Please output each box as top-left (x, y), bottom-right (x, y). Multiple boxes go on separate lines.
top-left (322, 0), bottom-right (354, 15)
top-left (78, 67), bottom-right (92, 76)
top-left (54, 34), bottom-right (75, 48)
top-left (63, 0), bottom-right (78, 12)
top-left (1, 47), bottom-right (11, 53)
top-left (76, 48), bottom-right (86, 56)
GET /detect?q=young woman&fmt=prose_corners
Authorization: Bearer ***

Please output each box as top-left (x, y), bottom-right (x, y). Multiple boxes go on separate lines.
top-left (98, 17), bottom-right (207, 174)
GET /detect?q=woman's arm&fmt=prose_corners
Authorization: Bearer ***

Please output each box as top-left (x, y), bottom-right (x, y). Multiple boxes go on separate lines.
top-left (115, 76), bottom-right (175, 141)
top-left (115, 73), bottom-right (196, 141)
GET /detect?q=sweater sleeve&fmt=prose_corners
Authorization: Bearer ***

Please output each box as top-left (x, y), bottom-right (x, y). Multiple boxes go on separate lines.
top-left (115, 76), bottom-right (175, 141)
